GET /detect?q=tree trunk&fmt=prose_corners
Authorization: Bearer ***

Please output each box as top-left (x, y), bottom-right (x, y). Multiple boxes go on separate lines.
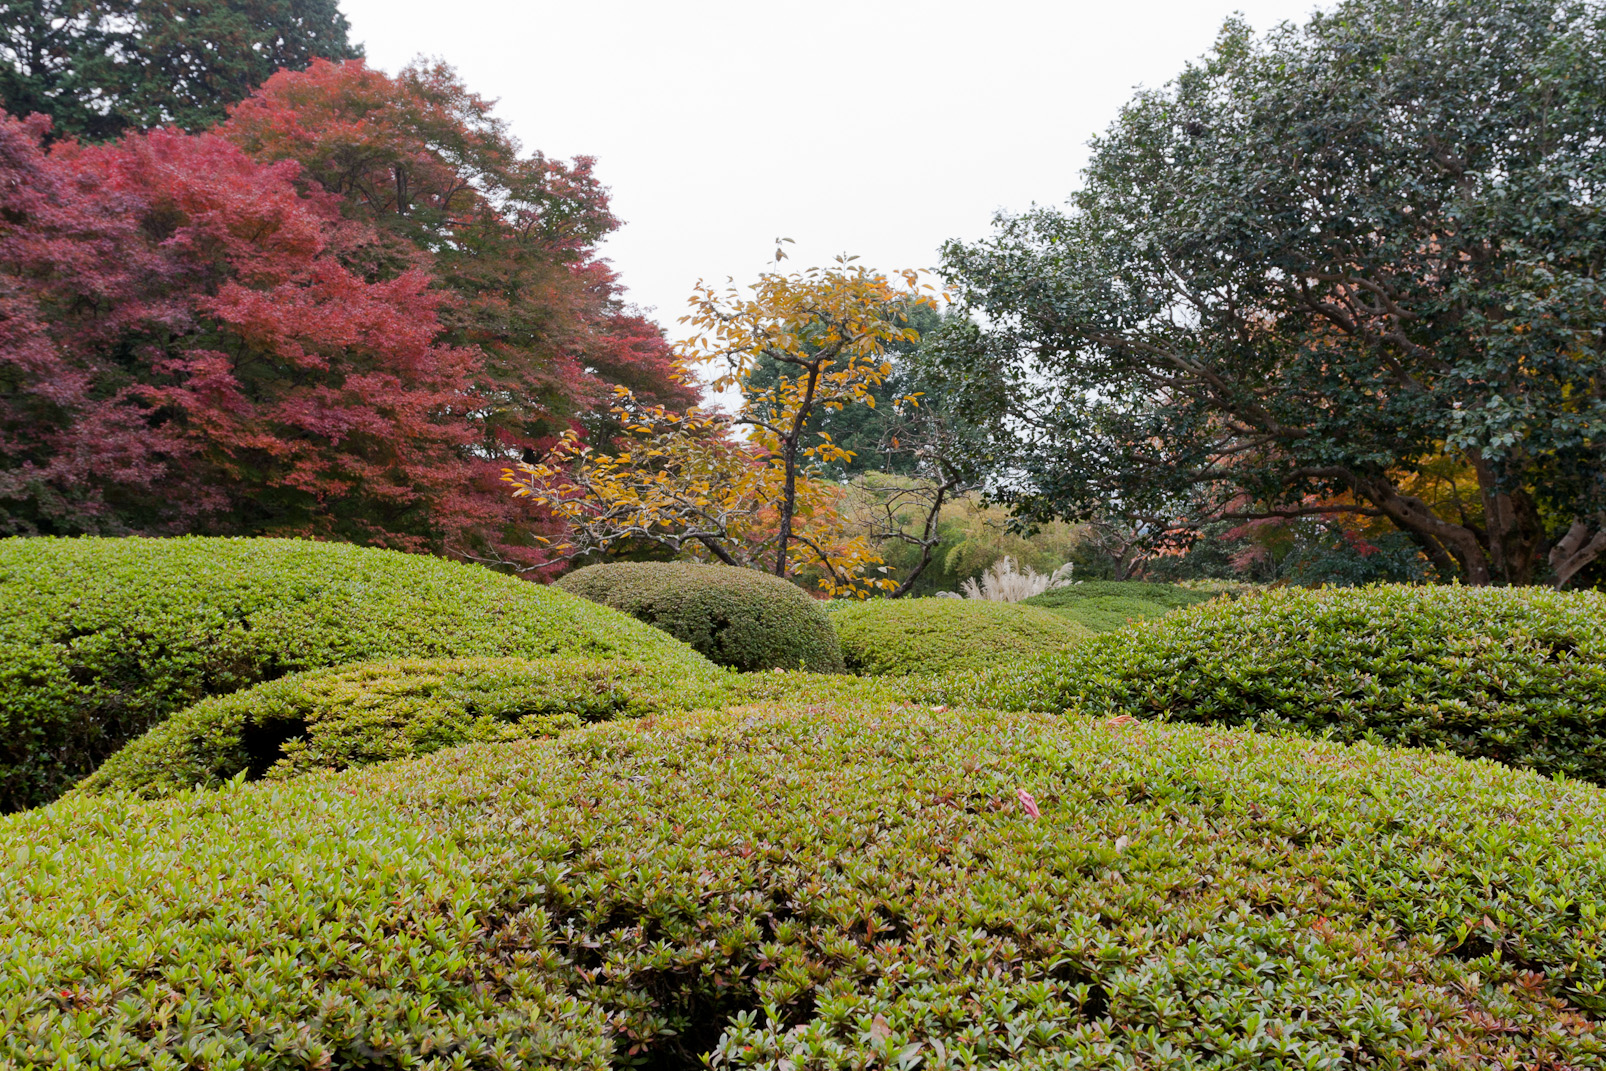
top-left (887, 479), bottom-right (952, 598)
top-left (1355, 476), bottom-right (1491, 583)
top-left (1550, 518), bottom-right (1606, 589)
top-left (774, 362), bottom-right (822, 577)
top-left (1467, 451), bottom-right (1546, 586)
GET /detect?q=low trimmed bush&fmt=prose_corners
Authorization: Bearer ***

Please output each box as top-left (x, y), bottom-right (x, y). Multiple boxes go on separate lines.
top-left (0, 537), bottom-right (714, 811)
top-left (831, 597), bottom-right (1092, 676)
top-left (944, 584), bottom-right (1606, 783)
top-left (7, 702), bottom-right (1606, 1067)
top-left (74, 657), bottom-right (735, 800)
top-left (1023, 579), bottom-right (1217, 632)
top-left (558, 561), bottom-right (843, 673)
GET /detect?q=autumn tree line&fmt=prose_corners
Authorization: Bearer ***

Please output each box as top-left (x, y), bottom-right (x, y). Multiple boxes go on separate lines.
top-left (4, 0), bottom-right (1604, 590)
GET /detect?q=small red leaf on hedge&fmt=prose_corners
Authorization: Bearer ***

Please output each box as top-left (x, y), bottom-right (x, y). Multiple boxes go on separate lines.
top-left (1016, 788), bottom-right (1040, 819)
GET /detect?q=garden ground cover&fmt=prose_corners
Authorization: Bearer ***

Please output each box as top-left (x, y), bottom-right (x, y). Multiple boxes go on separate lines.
top-left (73, 656), bottom-right (742, 800)
top-left (1022, 580), bottom-right (1218, 633)
top-left (830, 597), bottom-right (1093, 676)
top-left (6, 701), bottom-right (1606, 1068)
top-left (935, 584), bottom-right (1606, 784)
top-left (0, 537), bottom-right (715, 811)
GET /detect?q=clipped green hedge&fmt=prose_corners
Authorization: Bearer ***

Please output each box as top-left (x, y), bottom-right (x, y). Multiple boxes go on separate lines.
top-left (0, 537), bottom-right (715, 812)
top-left (558, 561), bottom-right (843, 673)
top-left (75, 656), bottom-right (737, 800)
top-left (1023, 579), bottom-right (1217, 632)
top-left (831, 597), bottom-right (1093, 676)
top-left (944, 585), bottom-right (1606, 783)
top-left (7, 702), bottom-right (1606, 1067)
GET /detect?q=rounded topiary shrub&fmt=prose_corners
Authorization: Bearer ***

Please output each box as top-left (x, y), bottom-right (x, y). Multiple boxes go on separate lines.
top-left (0, 536), bottom-right (715, 812)
top-left (10, 702), bottom-right (1606, 1067)
top-left (74, 656), bottom-right (734, 800)
top-left (558, 562), bottom-right (844, 673)
top-left (1023, 579), bottom-right (1218, 632)
top-left (944, 584), bottom-right (1606, 783)
top-left (831, 597), bottom-right (1093, 676)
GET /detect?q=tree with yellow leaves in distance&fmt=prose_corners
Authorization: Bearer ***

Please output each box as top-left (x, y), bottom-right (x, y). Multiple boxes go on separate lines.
top-left (502, 250), bottom-right (940, 596)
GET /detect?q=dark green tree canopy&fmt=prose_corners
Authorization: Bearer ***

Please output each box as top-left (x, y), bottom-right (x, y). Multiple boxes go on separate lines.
top-left (939, 0), bottom-right (1606, 587)
top-left (1, 0), bottom-right (360, 138)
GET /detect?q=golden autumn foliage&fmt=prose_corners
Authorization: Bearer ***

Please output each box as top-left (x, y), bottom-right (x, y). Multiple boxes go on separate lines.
top-left (503, 254), bottom-right (940, 596)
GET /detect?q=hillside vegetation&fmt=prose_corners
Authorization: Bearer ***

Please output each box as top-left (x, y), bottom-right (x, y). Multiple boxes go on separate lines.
top-left (943, 585), bottom-right (1606, 783)
top-left (1023, 580), bottom-right (1218, 632)
top-left (559, 561), bottom-right (844, 673)
top-left (74, 656), bottom-right (735, 800)
top-left (7, 703), bottom-right (1605, 1067)
top-left (831, 598), bottom-right (1092, 676)
top-left (0, 537), bottom-right (713, 811)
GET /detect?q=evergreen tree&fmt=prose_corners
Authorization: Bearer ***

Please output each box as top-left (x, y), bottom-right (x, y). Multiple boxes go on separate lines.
top-left (1, 0), bottom-right (360, 139)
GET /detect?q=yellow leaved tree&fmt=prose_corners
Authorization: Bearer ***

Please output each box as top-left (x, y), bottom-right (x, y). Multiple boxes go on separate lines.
top-left (502, 250), bottom-right (940, 596)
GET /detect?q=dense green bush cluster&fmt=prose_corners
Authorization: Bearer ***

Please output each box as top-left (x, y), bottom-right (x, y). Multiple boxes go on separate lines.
top-left (831, 597), bottom-right (1092, 676)
top-left (1023, 579), bottom-right (1217, 632)
top-left (6, 702), bottom-right (1605, 1067)
top-left (75, 656), bottom-right (736, 800)
top-left (559, 561), bottom-right (844, 673)
top-left (944, 585), bottom-right (1606, 783)
top-left (0, 537), bottom-right (714, 811)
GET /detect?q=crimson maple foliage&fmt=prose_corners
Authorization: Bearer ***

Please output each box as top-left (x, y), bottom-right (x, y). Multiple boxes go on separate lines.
top-left (222, 60), bottom-right (693, 440)
top-left (2, 112), bottom-right (510, 557)
top-left (1, 59), bottom-right (690, 567)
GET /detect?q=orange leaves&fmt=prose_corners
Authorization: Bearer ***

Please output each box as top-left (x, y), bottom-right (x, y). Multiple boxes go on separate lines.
top-left (504, 255), bottom-right (942, 595)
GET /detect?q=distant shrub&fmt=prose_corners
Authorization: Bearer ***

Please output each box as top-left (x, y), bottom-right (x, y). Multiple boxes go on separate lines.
top-left (0, 537), bottom-right (713, 811)
top-left (1023, 579), bottom-right (1217, 632)
top-left (559, 562), bottom-right (843, 673)
top-left (945, 585), bottom-right (1606, 783)
top-left (75, 657), bottom-right (734, 800)
top-left (831, 597), bottom-right (1092, 676)
top-left (9, 703), bottom-right (1606, 1067)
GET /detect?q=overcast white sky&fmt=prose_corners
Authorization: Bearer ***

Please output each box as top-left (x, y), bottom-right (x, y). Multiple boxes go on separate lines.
top-left (340, 0), bottom-right (1326, 339)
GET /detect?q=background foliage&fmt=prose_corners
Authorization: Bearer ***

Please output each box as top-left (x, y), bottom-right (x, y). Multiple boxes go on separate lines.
top-left (938, 0), bottom-right (1606, 589)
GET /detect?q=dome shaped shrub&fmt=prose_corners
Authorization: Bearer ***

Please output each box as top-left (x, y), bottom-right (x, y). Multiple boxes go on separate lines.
top-left (0, 537), bottom-right (714, 811)
top-left (74, 656), bottom-right (735, 800)
top-left (1023, 579), bottom-right (1217, 632)
top-left (8, 702), bottom-right (1606, 1066)
top-left (558, 562), bottom-right (843, 673)
top-left (831, 597), bottom-right (1092, 676)
top-left (943, 584), bottom-right (1606, 783)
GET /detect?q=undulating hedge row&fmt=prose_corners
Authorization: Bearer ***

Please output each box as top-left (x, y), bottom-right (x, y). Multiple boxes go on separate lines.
top-left (5, 702), bottom-right (1605, 1067)
top-left (74, 656), bottom-right (737, 800)
top-left (830, 597), bottom-right (1092, 676)
top-left (1022, 579), bottom-right (1217, 632)
top-left (0, 537), bottom-right (714, 811)
top-left (938, 585), bottom-right (1606, 783)
top-left (559, 561), bottom-right (844, 673)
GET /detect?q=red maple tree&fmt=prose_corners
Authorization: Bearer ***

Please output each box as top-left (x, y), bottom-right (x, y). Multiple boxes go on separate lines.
top-left (1, 59), bottom-right (692, 569)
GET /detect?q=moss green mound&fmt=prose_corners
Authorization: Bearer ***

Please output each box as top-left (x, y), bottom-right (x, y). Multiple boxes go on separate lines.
top-left (831, 597), bottom-right (1093, 676)
top-left (947, 584), bottom-right (1606, 783)
top-left (9, 703), bottom-right (1606, 1067)
top-left (559, 561), bottom-right (843, 673)
top-left (0, 536), bottom-right (714, 811)
top-left (1023, 579), bottom-right (1216, 632)
top-left (75, 656), bottom-right (738, 800)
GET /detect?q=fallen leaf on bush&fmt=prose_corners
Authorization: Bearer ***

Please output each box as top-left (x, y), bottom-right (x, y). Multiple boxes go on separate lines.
top-left (932, 705), bottom-right (948, 713)
top-left (870, 1014), bottom-right (892, 1042)
top-left (1106, 714), bottom-right (1138, 727)
top-left (1016, 788), bottom-right (1040, 819)
top-left (1115, 835), bottom-right (1130, 853)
